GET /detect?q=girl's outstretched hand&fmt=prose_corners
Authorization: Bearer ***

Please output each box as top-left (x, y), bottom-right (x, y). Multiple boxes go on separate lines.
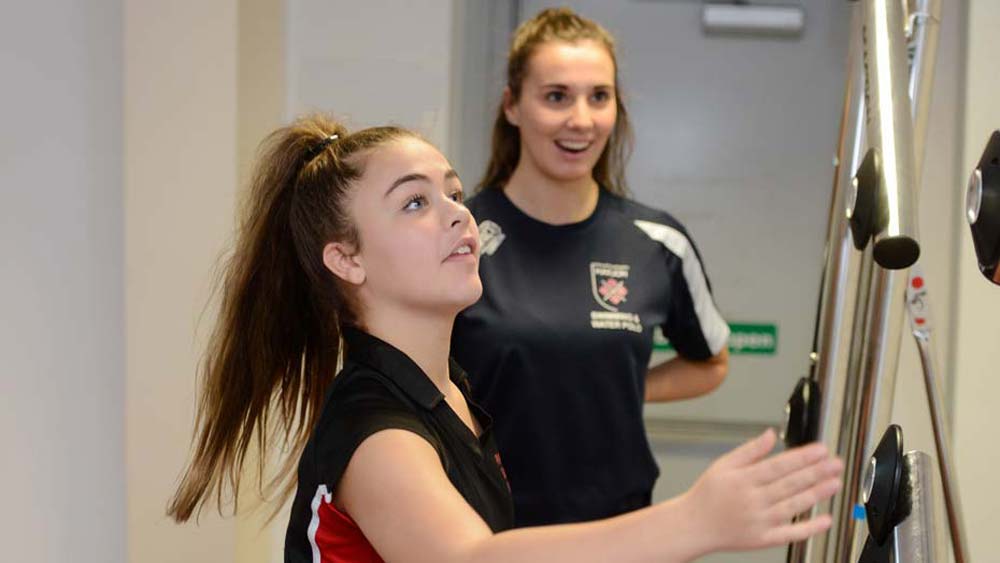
top-left (678, 428), bottom-right (843, 554)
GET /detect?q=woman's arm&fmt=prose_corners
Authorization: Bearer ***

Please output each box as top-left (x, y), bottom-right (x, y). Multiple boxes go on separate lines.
top-left (645, 348), bottom-right (728, 402)
top-left (337, 427), bottom-right (840, 563)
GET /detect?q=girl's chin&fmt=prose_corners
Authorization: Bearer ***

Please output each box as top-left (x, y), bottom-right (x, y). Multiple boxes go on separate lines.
top-left (451, 282), bottom-right (484, 311)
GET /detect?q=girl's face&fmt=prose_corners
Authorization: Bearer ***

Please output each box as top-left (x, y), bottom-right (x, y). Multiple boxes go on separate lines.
top-left (327, 137), bottom-right (482, 318)
top-left (505, 39), bottom-right (617, 186)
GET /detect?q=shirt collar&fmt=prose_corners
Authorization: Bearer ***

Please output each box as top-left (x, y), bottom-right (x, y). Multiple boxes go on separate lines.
top-left (342, 327), bottom-right (469, 410)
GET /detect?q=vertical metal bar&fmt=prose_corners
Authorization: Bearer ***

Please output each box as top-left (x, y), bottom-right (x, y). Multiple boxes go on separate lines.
top-left (893, 451), bottom-right (947, 561)
top-left (863, 0), bottom-right (920, 268)
top-left (835, 266), bottom-right (910, 561)
top-left (906, 0), bottom-right (941, 169)
top-left (825, 247), bottom-right (875, 563)
top-left (785, 5), bottom-right (868, 560)
top-left (832, 0), bottom-right (923, 558)
top-left (815, 8), bottom-right (870, 454)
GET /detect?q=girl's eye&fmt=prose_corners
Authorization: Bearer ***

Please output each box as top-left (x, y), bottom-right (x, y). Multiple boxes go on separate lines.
top-left (403, 195), bottom-right (426, 211)
top-left (592, 90), bottom-right (611, 103)
top-left (450, 190), bottom-right (464, 204)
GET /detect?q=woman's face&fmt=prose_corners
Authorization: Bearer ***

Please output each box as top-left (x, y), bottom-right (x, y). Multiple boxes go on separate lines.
top-left (329, 137), bottom-right (482, 317)
top-left (505, 39), bottom-right (617, 186)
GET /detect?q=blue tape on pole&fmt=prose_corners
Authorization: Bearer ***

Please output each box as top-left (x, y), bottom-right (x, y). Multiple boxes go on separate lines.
top-left (853, 504), bottom-right (867, 520)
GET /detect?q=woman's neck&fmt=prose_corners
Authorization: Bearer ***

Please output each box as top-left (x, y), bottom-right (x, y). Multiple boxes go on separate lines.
top-left (360, 307), bottom-right (454, 392)
top-left (503, 164), bottom-right (599, 225)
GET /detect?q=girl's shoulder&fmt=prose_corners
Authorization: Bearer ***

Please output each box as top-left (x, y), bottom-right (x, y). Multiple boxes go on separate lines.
top-left (306, 364), bottom-right (441, 486)
top-left (322, 364), bottom-right (426, 433)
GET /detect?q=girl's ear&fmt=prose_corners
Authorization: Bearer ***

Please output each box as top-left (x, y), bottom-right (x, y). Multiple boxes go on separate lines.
top-left (502, 87), bottom-right (520, 127)
top-left (322, 241), bottom-right (366, 285)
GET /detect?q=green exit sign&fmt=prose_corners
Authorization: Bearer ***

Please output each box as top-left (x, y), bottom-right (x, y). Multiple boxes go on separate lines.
top-left (654, 323), bottom-right (778, 356)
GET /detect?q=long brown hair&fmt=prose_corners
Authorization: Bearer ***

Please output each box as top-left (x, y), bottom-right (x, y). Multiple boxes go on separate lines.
top-left (479, 7), bottom-right (634, 196)
top-left (168, 114), bottom-right (413, 522)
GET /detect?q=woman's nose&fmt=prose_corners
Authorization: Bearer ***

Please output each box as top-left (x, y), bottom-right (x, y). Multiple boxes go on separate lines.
top-left (567, 99), bottom-right (594, 129)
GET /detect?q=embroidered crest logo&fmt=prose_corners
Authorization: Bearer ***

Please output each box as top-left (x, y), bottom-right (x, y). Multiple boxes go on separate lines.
top-left (590, 262), bottom-right (630, 312)
top-left (478, 220), bottom-right (506, 256)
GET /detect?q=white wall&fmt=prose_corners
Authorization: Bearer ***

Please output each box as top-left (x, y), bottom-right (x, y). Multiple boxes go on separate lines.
top-left (0, 2), bottom-right (126, 561)
top-left (286, 0), bottom-right (456, 151)
top-left (955, 0), bottom-right (1000, 558)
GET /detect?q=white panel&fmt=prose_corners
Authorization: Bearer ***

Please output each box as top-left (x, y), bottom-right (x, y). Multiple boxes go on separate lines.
top-left (287, 0), bottom-right (455, 151)
top-left (0, 2), bottom-right (125, 561)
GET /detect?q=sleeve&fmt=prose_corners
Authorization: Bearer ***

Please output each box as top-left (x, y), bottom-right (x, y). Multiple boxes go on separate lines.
top-left (309, 374), bottom-right (442, 490)
top-left (658, 228), bottom-right (730, 360)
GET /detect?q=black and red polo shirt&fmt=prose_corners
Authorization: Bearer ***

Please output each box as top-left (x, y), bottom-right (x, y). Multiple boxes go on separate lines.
top-left (285, 328), bottom-right (514, 563)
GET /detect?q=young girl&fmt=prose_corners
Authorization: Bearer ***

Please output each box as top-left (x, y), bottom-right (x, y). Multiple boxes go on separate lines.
top-left (168, 114), bottom-right (841, 562)
top-left (453, 7), bottom-right (730, 525)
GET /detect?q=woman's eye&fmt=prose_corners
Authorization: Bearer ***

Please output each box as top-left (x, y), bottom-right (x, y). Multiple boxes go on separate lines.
top-left (592, 90), bottom-right (611, 103)
top-left (545, 91), bottom-right (567, 103)
top-left (403, 196), bottom-right (426, 211)
top-left (450, 190), bottom-right (464, 204)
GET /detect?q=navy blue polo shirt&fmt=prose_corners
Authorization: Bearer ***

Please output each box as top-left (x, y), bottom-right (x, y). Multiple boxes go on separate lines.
top-left (452, 187), bottom-right (729, 526)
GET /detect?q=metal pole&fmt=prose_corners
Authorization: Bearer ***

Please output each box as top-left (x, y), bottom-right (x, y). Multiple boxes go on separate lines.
top-left (906, 0), bottom-right (941, 169)
top-left (862, 0), bottom-right (920, 269)
top-left (835, 1), bottom-right (922, 559)
top-left (893, 451), bottom-right (947, 561)
top-left (790, 1), bottom-right (941, 560)
top-left (785, 4), bottom-right (867, 559)
top-left (835, 267), bottom-right (910, 561)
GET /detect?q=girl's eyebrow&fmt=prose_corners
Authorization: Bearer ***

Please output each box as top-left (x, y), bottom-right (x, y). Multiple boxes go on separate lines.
top-left (385, 169), bottom-right (460, 198)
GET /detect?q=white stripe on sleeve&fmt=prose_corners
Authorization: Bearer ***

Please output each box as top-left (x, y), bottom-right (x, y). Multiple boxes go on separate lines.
top-left (633, 219), bottom-right (730, 355)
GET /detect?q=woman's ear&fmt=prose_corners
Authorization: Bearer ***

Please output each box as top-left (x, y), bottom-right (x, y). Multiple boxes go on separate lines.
top-left (502, 87), bottom-right (520, 127)
top-left (322, 241), bottom-right (366, 285)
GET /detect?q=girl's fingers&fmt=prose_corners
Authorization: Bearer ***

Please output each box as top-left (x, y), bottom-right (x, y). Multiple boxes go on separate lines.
top-left (717, 428), bottom-right (777, 470)
top-left (771, 477), bottom-right (842, 522)
top-left (762, 457), bottom-right (844, 504)
top-left (744, 442), bottom-right (831, 486)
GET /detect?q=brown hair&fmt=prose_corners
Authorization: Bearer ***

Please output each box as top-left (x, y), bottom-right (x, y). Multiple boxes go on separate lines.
top-left (167, 114), bottom-right (413, 522)
top-left (479, 7), bottom-right (633, 196)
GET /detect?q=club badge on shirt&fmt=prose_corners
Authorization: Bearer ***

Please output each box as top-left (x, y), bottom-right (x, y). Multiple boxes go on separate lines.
top-left (590, 262), bottom-right (643, 333)
top-left (590, 262), bottom-right (630, 311)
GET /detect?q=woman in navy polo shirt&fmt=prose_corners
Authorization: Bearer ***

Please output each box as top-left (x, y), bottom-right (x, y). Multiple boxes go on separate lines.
top-left (454, 8), bottom-right (731, 527)
top-left (167, 114), bottom-right (840, 561)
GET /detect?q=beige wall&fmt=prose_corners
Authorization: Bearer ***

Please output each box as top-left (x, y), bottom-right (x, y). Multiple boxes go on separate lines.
top-left (234, 1), bottom-right (288, 561)
top-left (124, 1), bottom-right (239, 561)
top-left (955, 0), bottom-right (1000, 559)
